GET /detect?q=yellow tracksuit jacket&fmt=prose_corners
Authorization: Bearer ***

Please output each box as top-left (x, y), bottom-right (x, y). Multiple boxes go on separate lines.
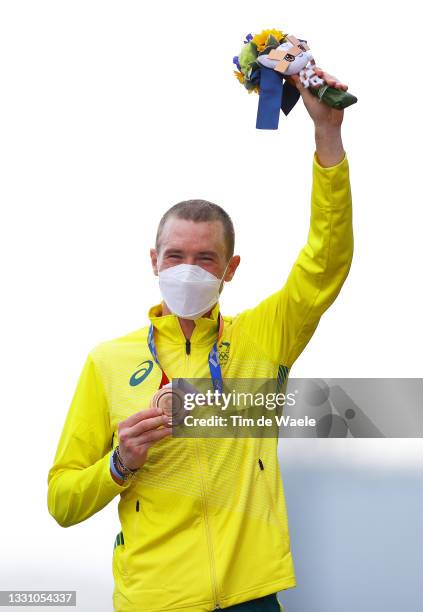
top-left (47, 152), bottom-right (353, 612)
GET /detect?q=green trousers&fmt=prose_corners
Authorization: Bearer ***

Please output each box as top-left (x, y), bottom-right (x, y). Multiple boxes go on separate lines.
top-left (215, 593), bottom-right (283, 611)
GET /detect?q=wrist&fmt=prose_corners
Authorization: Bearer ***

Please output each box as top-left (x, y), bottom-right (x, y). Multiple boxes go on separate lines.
top-left (314, 125), bottom-right (344, 168)
top-left (109, 451), bottom-right (126, 484)
top-left (110, 448), bottom-right (138, 486)
top-left (110, 446), bottom-right (140, 485)
top-left (314, 123), bottom-right (342, 139)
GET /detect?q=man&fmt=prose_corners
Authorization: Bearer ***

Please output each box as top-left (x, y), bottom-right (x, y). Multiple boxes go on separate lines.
top-left (47, 67), bottom-right (354, 612)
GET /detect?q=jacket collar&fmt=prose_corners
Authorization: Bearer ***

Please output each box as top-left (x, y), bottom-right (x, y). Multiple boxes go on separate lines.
top-left (148, 301), bottom-right (221, 346)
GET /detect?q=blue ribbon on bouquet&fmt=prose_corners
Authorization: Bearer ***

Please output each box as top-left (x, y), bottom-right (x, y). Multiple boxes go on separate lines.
top-left (255, 66), bottom-right (301, 130)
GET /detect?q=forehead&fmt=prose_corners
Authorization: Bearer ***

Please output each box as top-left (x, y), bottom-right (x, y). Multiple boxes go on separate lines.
top-left (159, 216), bottom-right (226, 253)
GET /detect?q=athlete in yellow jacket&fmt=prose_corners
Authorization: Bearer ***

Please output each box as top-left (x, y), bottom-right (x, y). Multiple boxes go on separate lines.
top-left (47, 69), bottom-right (354, 611)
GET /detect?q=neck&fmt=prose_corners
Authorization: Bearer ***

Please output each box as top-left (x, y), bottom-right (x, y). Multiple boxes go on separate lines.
top-left (161, 302), bottom-right (214, 340)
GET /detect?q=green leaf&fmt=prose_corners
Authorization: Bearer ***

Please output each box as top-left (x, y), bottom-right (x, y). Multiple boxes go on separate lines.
top-left (266, 34), bottom-right (280, 48)
top-left (239, 42), bottom-right (258, 75)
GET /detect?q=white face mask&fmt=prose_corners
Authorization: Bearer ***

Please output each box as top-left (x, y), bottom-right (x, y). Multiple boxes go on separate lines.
top-left (157, 262), bottom-right (230, 320)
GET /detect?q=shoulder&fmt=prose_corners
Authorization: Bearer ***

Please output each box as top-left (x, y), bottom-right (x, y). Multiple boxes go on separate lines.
top-left (88, 324), bottom-right (150, 369)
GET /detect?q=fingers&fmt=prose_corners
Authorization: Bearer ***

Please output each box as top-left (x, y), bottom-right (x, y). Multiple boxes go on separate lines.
top-left (118, 407), bottom-right (172, 458)
top-left (289, 73), bottom-right (314, 103)
top-left (285, 67), bottom-right (349, 92)
top-left (116, 409), bottom-right (173, 471)
top-left (120, 406), bottom-right (162, 428)
top-left (125, 413), bottom-right (171, 439)
top-left (287, 74), bottom-right (304, 91)
top-left (134, 425), bottom-right (172, 448)
top-left (118, 425), bottom-right (172, 470)
top-left (288, 74), bottom-right (299, 85)
top-left (314, 67), bottom-right (348, 90)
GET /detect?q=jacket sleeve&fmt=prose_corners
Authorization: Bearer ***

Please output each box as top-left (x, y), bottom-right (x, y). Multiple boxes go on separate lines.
top-left (47, 350), bottom-right (132, 528)
top-left (236, 151), bottom-right (354, 369)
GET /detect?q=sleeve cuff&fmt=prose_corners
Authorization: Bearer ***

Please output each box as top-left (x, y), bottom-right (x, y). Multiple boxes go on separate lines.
top-left (104, 450), bottom-right (133, 491)
top-left (312, 151), bottom-right (350, 209)
top-left (313, 150), bottom-right (348, 171)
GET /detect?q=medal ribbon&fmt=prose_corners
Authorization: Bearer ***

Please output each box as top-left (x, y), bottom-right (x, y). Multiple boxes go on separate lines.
top-left (147, 312), bottom-right (224, 392)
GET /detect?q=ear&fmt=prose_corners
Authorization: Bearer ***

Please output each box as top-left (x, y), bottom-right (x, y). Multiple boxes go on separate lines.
top-left (224, 255), bottom-right (241, 282)
top-left (150, 248), bottom-right (159, 276)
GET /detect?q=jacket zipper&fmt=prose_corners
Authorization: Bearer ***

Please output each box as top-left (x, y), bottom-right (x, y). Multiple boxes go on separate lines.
top-left (195, 440), bottom-right (220, 609)
top-left (186, 336), bottom-right (220, 609)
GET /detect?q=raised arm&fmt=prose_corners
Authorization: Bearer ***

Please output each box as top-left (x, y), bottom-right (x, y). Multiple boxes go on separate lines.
top-left (235, 69), bottom-right (354, 368)
top-left (281, 140), bottom-right (353, 366)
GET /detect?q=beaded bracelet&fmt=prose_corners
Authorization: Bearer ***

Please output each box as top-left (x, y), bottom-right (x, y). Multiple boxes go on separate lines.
top-left (110, 452), bottom-right (128, 482)
top-left (111, 450), bottom-right (136, 483)
top-left (111, 449), bottom-right (128, 480)
top-left (114, 445), bottom-right (139, 475)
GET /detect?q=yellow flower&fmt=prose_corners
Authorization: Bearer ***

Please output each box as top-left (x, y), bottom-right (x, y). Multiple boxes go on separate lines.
top-left (234, 70), bottom-right (259, 94)
top-left (234, 70), bottom-right (245, 84)
top-left (252, 28), bottom-right (285, 52)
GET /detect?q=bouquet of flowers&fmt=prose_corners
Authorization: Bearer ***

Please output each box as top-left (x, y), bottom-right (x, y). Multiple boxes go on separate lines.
top-left (233, 28), bottom-right (357, 129)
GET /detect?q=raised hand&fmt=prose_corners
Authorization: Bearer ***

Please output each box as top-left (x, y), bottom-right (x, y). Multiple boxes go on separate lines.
top-left (117, 406), bottom-right (172, 471)
top-left (287, 67), bottom-right (347, 128)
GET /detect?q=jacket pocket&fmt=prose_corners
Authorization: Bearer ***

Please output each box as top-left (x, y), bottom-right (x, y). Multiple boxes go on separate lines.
top-left (112, 530), bottom-right (128, 578)
top-left (257, 457), bottom-right (286, 536)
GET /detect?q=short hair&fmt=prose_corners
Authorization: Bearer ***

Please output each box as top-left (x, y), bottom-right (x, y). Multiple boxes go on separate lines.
top-left (155, 199), bottom-right (235, 260)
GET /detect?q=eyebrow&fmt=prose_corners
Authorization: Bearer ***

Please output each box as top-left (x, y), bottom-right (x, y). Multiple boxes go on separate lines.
top-left (163, 248), bottom-right (219, 257)
top-left (197, 251), bottom-right (219, 257)
top-left (163, 248), bottom-right (184, 255)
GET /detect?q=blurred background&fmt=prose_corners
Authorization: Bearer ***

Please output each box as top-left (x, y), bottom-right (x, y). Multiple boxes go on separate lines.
top-left (279, 440), bottom-right (423, 612)
top-left (1, 0), bottom-right (422, 610)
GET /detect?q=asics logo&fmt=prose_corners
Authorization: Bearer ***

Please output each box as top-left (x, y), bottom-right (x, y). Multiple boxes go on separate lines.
top-left (129, 360), bottom-right (153, 386)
